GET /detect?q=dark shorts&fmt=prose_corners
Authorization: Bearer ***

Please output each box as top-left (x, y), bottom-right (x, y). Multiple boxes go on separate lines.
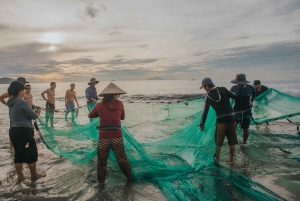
top-left (214, 123), bottom-right (238, 146)
top-left (235, 113), bottom-right (251, 129)
top-left (46, 102), bottom-right (55, 112)
top-left (9, 127), bottom-right (38, 164)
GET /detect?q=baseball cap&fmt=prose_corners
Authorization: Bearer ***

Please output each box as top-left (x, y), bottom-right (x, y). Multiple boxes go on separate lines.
top-left (253, 80), bottom-right (261, 85)
top-left (17, 77), bottom-right (29, 85)
top-left (200, 77), bottom-right (213, 89)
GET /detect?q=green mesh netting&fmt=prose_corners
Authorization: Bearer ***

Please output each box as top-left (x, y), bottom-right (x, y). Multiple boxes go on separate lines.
top-left (36, 88), bottom-right (300, 200)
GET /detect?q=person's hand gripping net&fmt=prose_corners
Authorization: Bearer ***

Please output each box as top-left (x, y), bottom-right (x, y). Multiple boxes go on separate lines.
top-left (197, 124), bottom-right (205, 131)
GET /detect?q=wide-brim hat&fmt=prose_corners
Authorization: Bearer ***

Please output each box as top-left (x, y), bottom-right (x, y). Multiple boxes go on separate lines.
top-left (231, 74), bottom-right (250, 84)
top-left (88, 78), bottom-right (99, 85)
top-left (99, 82), bottom-right (127, 97)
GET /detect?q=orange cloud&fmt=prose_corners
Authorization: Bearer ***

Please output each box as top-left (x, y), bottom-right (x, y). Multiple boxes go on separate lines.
top-left (11, 73), bottom-right (66, 83)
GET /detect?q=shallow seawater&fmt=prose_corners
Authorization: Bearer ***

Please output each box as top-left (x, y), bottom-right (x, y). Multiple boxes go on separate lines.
top-left (1, 80), bottom-right (300, 200)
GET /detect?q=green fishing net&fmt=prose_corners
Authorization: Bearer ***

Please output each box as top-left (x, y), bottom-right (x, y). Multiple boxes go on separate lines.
top-left (36, 88), bottom-right (300, 200)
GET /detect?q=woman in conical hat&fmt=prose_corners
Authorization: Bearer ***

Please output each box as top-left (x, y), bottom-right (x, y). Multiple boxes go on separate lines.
top-left (88, 83), bottom-right (132, 184)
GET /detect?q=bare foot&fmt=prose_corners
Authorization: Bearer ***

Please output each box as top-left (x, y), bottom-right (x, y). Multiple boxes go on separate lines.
top-left (213, 158), bottom-right (219, 164)
top-left (31, 173), bottom-right (46, 180)
top-left (93, 183), bottom-right (105, 188)
top-left (17, 176), bottom-right (25, 181)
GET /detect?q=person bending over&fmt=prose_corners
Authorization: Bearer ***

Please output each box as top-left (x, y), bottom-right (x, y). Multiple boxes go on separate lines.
top-left (199, 78), bottom-right (237, 164)
top-left (88, 83), bottom-right (132, 184)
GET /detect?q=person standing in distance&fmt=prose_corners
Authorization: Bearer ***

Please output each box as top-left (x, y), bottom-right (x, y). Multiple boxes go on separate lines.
top-left (65, 83), bottom-right (80, 120)
top-left (85, 78), bottom-right (99, 111)
top-left (41, 82), bottom-right (56, 127)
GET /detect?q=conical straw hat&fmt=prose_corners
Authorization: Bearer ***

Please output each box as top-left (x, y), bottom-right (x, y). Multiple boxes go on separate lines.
top-left (99, 82), bottom-right (127, 97)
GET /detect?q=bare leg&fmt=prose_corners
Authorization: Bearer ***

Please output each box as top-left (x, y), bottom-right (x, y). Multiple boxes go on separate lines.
top-left (50, 113), bottom-right (54, 127)
top-left (65, 112), bottom-right (69, 120)
top-left (71, 110), bottom-right (75, 121)
top-left (15, 163), bottom-right (25, 181)
top-left (9, 139), bottom-right (14, 152)
top-left (243, 128), bottom-right (249, 144)
top-left (215, 146), bottom-right (221, 164)
top-left (45, 112), bottom-right (49, 126)
top-left (234, 121), bottom-right (238, 129)
top-left (28, 162), bottom-right (46, 180)
top-left (229, 145), bottom-right (235, 164)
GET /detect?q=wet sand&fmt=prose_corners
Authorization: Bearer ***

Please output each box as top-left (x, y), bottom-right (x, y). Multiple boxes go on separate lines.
top-left (1, 82), bottom-right (300, 200)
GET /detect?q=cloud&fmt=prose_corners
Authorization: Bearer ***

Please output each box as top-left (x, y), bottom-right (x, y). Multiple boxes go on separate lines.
top-left (100, 4), bottom-right (107, 11)
top-left (190, 41), bottom-right (300, 79)
top-left (115, 55), bottom-right (124, 58)
top-left (139, 44), bottom-right (148, 49)
top-left (0, 23), bottom-right (14, 31)
top-left (109, 31), bottom-right (121, 36)
top-left (1, 0), bottom-right (300, 81)
top-left (188, 67), bottom-right (207, 71)
top-left (65, 57), bottom-right (161, 68)
top-left (76, 2), bottom-right (107, 21)
top-left (85, 6), bottom-right (100, 18)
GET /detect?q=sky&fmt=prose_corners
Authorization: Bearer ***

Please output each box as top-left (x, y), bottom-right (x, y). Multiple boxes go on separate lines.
top-left (0, 0), bottom-right (299, 82)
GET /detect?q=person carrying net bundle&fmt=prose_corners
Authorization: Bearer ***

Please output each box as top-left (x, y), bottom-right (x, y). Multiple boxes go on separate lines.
top-left (88, 83), bottom-right (132, 185)
top-left (230, 74), bottom-right (256, 144)
top-left (199, 78), bottom-right (238, 164)
top-left (7, 81), bottom-right (46, 181)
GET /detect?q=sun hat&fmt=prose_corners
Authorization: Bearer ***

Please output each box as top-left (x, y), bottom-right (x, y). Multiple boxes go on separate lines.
top-left (17, 77), bottom-right (29, 85)
top-left (253, 80), bottom-right (261, 85)
top-left (99, 82), bottom-right (126, 97)
top-left (88, 78), bottom-right (99, 85)
top-left (200, 77), bottom-right (214, 89)
top-left (231, 74), bottom-right (250, 84)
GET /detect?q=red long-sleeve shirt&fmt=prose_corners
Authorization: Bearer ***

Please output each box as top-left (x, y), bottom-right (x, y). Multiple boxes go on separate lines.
top-left (88, 99), bottom-right (125, 139)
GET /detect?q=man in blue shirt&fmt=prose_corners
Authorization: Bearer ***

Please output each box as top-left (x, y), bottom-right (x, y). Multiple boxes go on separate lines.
top-left (230, 74), bottom-right (256, 144)
top-left (85, 78), bottom-right (99, 111)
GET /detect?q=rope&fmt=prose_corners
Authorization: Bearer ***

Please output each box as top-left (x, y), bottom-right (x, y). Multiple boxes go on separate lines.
top-left (34, 101), bottom-right (97, 114)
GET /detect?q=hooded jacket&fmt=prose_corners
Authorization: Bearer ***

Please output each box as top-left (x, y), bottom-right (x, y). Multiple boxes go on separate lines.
top-left (88, 99), bottom-right (125, 139)
top-left (7, 97), bottom-right (38, 129)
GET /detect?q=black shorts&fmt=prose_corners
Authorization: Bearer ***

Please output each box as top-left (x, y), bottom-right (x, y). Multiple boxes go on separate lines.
top-left (46, 102), bottom-right (55, 112)
top-left (235, 113), bottom-right (251, 129)
top-left (9, 127), bottom-right (38, 164)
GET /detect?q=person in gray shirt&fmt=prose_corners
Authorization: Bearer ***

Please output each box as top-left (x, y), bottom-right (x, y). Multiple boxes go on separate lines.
top-left (7, 81), bottom-right (46, 181)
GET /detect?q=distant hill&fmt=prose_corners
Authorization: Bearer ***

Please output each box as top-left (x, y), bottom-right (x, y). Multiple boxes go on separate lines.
top-left (0, 77), bottom-right (15, 84)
